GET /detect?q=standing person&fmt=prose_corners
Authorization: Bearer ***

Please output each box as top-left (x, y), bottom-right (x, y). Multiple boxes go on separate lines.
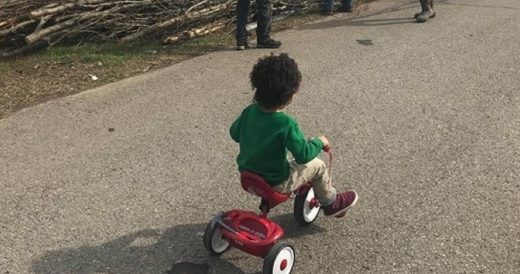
top-left (415, 0), bottom-right (435, 23)
top-left (235, 0), bottom-right (282, 50)
top-left (321, 0), bottom-right (356, 15)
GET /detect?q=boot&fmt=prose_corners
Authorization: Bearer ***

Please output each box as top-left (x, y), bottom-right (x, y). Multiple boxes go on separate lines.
top-left (414, 0), bottom-right (427, 19)
top-left (236, 39), bottom-right (250, 50)
top-left (257, 38), bottom-right (282, 49)
top-left (416, 0), bottom-right (435, 23)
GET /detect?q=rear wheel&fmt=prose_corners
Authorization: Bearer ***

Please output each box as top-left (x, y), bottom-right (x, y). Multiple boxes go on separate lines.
top-left (263, 242), bottom-right (295, 274)
top-left (203, 218), bottom-right (230, 255)
top-left (293, 188), bottom-right (320, 226)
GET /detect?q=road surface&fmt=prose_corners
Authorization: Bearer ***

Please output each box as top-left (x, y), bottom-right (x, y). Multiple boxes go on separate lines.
top-left (1, 0), bottom-right (519, 273)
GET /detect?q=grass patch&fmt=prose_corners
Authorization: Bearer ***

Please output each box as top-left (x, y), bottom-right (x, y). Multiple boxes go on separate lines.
top-left (0, 26), bottom-right (238, 119)
top-left (42, 41), bottom-right (168, 64)
top-left (0, 7), bottom-right (363, 119)
top-left (36, 30), bottom-right (235, 65)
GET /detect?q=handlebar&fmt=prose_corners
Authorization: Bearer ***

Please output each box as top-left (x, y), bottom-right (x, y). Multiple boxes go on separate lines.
top-left (322, 142), bottom-right (333, 184)
top-left (323, 144), bottom-right (331, 152)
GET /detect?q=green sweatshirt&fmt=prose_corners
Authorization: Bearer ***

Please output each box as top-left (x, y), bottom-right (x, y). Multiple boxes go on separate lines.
top-left (230, 103), bottom-right (324, 186)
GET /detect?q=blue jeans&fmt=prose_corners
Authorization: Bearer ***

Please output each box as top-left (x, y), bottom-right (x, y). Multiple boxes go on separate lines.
top-left (236, 0), bottom-right (272, 43)
top-left (323, 0), bottom-right (355, 11)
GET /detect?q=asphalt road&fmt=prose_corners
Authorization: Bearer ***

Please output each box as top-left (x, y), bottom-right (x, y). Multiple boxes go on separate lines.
top-left (1, 0), bottom-right (519, 273)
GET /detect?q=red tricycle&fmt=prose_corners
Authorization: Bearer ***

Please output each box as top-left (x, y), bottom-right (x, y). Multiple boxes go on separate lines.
top-left (203, 147), bottom-right (333, 274)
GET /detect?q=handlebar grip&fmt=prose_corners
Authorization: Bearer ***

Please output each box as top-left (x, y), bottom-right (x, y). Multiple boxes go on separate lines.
top-left (323, 144), bottom-right (331, 152)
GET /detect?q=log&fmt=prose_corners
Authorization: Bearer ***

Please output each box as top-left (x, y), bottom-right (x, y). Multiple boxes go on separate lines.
top-left (1, 0), bottom-right (318, 56)
top-left (119, 2), bottom-right (231, 43)
top-left (164, 20), bottom-right (226, 43)
top-left (0, 19), bottom-right (36, 37)
top-left (186, 22), bottom-right (226, 38)
top-left (0, 0), bottom-right (29, 9)
top-left (1, 30), bottom-right (62, 57)
top-left (29, 3), bottom-right (77, 19)
top-left (25, 3), bottom-right (143, 44)
top-left (24, 18), bottom-right (77, 44)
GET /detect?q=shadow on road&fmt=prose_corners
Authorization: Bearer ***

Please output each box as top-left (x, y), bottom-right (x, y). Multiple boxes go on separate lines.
top-left (31, 213), bottom-right (326, 274)
top-left (298, 0), bottom-right (519, 31)
top-left (437, 0), bottom-right (520, 10)
top-left (298, 2), bottom-right (417, 31)
top-left (302, 17), bottom-right (415, 30)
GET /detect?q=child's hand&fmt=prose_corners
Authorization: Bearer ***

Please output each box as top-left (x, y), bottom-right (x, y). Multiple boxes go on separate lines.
top-left (318, 135), bottom-right (330, 150)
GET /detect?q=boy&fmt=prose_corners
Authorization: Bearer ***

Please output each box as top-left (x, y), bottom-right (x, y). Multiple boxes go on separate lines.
top-left (230, 53), bottom-right (358, 217)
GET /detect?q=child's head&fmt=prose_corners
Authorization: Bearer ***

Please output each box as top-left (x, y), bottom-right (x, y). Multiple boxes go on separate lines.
top-left (250, 53), bottom-right (302, 110)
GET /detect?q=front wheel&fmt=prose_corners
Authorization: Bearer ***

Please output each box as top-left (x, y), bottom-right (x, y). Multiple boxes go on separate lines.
top-left (203, 217), bottom-right (230, 255)
top-left (263, 242), bottom-right (295, 274)
top-left (293, 188), bottom-right (320, 226)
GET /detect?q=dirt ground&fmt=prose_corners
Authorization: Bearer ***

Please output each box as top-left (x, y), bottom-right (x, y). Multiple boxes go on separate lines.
top-left (0, 49), bottom-right (196, 119)
top-left (0, 35), bottom-right (229, 119)
top-left (0, 12), bottom-right (331, 120)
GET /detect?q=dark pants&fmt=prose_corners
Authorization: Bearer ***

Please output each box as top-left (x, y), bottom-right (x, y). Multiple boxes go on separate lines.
top-left (323, 0), bottom-right (355, 12)
top-left (236, 0), bottom-right (272, 43)
top-left (419, 0), bottom-right (433, 11)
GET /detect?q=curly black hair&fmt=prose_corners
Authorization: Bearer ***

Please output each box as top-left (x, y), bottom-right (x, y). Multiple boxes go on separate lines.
top-left (250, 53), bottom-right (302, 110)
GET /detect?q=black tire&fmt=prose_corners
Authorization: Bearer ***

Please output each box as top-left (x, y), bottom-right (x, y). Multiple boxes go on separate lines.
top-left (203, 219), bottom-right (230, 255)
top-left (263, 242), bottom-right (295, 274)
top-left (293, 188), bottom-right (320, 226)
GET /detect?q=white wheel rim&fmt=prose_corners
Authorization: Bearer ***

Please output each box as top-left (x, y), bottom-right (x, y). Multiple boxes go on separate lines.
top-left (272, 246), bottom-right (295, 274)
top-left (211, 227), bottom-right (229, 253)
top-left (303, 188), bottom-right (320, 222)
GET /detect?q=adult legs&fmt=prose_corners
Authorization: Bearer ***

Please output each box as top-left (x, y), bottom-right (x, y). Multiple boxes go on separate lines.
top-left (416, 0), bottom-right (435, 23)
top-left (236, 0), bottom-right (250, 47)
top-left (255, 0), bottom-right (272, 41)
top-left (255, 0), bottom-right (281, 47)
top-left (340, 0), bottom-right (355, 10)
top-left (235, 0), bottom-right (280, 49)
top-left (321, 0), bottom-right (334, 13)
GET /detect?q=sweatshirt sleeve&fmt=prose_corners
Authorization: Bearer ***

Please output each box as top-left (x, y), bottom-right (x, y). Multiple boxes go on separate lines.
top-left (284, 121), bottom-right (324, 164)
top-left (230, 115), bottom-right (241, 143)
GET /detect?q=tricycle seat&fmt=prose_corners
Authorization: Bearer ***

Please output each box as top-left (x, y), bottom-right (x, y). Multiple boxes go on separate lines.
top-left (240, 171), bottom-right (290, 209)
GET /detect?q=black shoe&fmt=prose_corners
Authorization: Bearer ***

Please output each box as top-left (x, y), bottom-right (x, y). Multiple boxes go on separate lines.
top-left (236, 40), bottom-right (250, 51)
top-left (416, 10), bottom-right (435, 23)
top-left (257, 38), bottom-right (282, 49)
top-left (320, 9), bottom-right (334, 15)
top-left (415, 9), bottom-right (436, 18)
top-left (338, 5), bottom-right (353, 12)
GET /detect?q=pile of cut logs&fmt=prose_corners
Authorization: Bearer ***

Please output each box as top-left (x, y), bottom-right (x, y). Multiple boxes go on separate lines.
top-left (0, 0), bottom-right (316, 57)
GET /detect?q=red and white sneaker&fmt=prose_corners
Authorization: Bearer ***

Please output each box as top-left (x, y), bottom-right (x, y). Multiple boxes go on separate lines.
top-left (322, 190), bottom-right (358, 218)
